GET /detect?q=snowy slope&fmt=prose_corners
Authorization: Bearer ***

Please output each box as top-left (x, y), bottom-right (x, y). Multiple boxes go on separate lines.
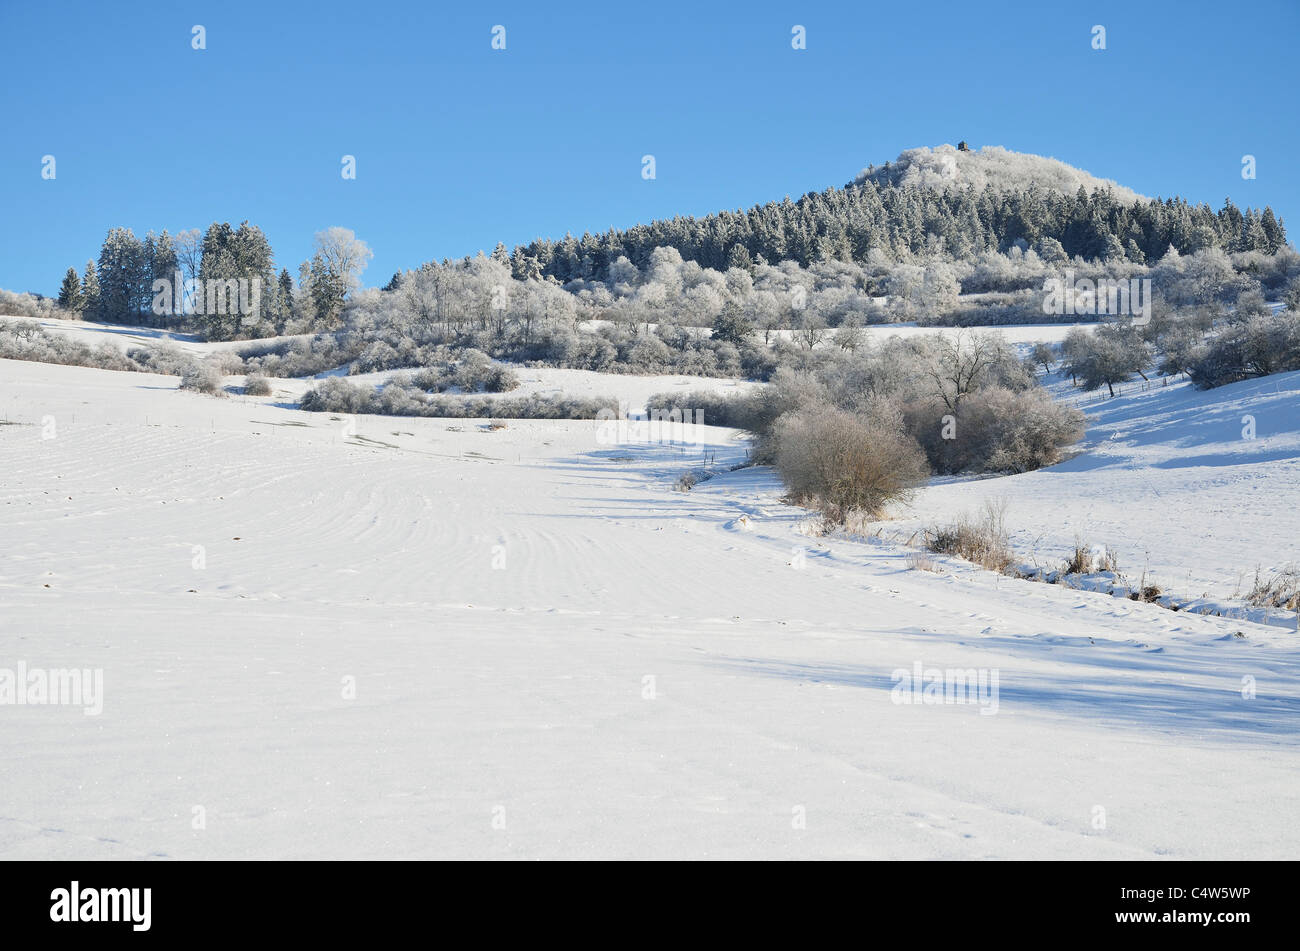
top-left (881, 370), bottom-right (1300, 626)
top-left (855, 144), bottom-right (1146, 204)
top-left (1, 358), bottom-right (1297, 859)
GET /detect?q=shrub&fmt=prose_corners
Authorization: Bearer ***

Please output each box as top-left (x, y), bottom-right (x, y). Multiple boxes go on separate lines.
top-left (771, 403), bottom-right (930, 522)
top-left (244, 373), bottom-right (272, 396)
top-left (925, 500), bottom-right (1014, 573)
top-left (128, 343), bottom-right (191, 376)
top-left (1187, 309), bottom-right (1300, 388)
top-left (300, 377), bottom-right (375, 413)
top-left (906, 387), bottom-right (1084, 474)
top-left (0, 319), bottom-right (140, 372)
top-left (1065, 323), bottom-right (1151, 396)
top-left (483, 365), bottom-right (520, 393)
top-left (1245, 565), bottom-right (1299, 611)
top-left (299, 377), bottom-right (615, 420)
top-left (179, 362), bottom-right (225, 395)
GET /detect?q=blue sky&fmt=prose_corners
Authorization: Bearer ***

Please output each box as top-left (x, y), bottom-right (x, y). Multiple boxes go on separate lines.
top-left (2, 0), bottom-right (1296, 295)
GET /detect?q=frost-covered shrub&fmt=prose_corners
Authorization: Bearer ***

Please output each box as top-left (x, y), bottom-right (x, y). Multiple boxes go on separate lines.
top-left (1155, 324), bottom-right (1205, 378)
top-left (627, 335), bottom-right (673, 371)
top-left (407, 355), bottom-right (519, 393)
top-left (1063, 324), bottom-right (1151, 396)
top-left (771, 404), bottom-right (930, 522)
top-left (910, 387), bottom-right (1085, 474)
top-left (1187, 309), bottom-right (1300, 388)
top-left (483, 365), bottom-right (519, 392)
top-left (675, 347), bottom-right (719, 376)
top-left (244, 373), bottom-right (272, 396)
top-left (179, 362), bottom-right (225, 395)
top-left (449, 350), bottom-right (519, 392)
top-left (128, 343), bottom-right (191, 376)
top-left (0, 289), bottom-right (73, 321)
top-left (300, 377), bottom-right (375, 413)
top-left (238, 334), bottom-right (360, 378)
top-left (0, 319), bottom-right (140, 372)
top-left (299, 377), bottom-right (614, 419)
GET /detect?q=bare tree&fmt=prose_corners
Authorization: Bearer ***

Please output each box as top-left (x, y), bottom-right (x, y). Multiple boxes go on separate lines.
top-left (926, 331), bottom-right (999, 411)
top-left (173, 229), bottom-right (202, 313)
top-left (313, 227), bottom-right (373, 298)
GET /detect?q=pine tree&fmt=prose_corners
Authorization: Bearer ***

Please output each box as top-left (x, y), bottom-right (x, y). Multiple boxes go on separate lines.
top-left (80, 260), bottom-right (100, 315)
top-left (274, 267), bottom-right (295, 335)
top-left (57, 267), bottom-right (83, 312)
top-left (1260, 208), bottom-right (1285, 253)
top-left (152, 229), bottom-right (178, 321)
top-left (198, 222), bottom-right (238, 338)
top-left (95, 228), bottom-right (146, 322)
top-left (726, 244), bottom-right (754, 272)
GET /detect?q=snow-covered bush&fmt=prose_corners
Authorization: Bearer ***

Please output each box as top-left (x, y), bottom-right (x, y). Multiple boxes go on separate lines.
top-left (0, 319), bottom-right (140, 372)
top-left (771, 404), bottom-right (930, 522)
top-left (179, 362), bottom-right (225, 395)
top-left (244, 373), bottom-right (272, 396)
top-left (299, 377), bottom-right (614, 419)
top-left (1187, 309), bottom-right (1300, 388)
top-left (928, 387), bottom-right (1086, 474)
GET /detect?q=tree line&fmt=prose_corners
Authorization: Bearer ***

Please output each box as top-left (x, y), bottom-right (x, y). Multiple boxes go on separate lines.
top-left (505, 179), bottom-right (1286, 286)
top-left (56, 224), bottom-right (371, 340)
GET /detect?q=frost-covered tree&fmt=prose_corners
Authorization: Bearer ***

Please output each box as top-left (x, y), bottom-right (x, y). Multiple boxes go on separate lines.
top-left (95, 228), bottom-right (147, 322)
top-left (711, 303), bottom-right (754, 345)
top-left (57, 268), bottom-right (82, 312)
top-left (80, 260), bottom-right (100, 315)
top-left (308, 227), bottom-right (372, 326)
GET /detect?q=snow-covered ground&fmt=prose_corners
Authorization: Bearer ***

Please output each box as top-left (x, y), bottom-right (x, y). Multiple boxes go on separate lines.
top-left (881, 370), bottom-right (1300, 627)
top-left (274, 364), bottom-right (760, 415)
top-left (16, 316), bottom-right (254, 356)
top-left (1, 356), bottom-right (1297, 859)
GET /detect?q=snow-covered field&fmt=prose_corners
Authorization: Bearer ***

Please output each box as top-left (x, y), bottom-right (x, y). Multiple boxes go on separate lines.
top-left (2, 354), bottom-right (1298, 860)
top-left (883, 370), bottom-right (1300, 627)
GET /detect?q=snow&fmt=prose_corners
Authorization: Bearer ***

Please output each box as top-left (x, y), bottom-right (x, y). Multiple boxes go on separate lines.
top-left (880, 370), bottom-right (1300, 628)
top-left (278, 364), bottom-right (760, 416)
top-left (1, 356), bottom-right (1297, 859)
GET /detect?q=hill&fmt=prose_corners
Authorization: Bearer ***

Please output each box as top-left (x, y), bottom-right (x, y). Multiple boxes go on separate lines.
top-left (854, 144), bottom-right (1147, 204)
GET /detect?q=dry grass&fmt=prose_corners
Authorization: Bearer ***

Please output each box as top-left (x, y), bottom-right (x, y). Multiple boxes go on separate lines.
top-left (1245, 565), bottom-right (1300, 611)
top-left (925, 499), bottom-right (1014, 573)
top-left (1063, 538), bottom-right (1119, 575)
top-left (906, 551), bottom-right (938, 572)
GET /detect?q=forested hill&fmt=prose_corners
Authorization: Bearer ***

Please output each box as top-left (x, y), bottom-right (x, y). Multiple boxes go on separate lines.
top-left (507, 145), bottom-right (1287, 284)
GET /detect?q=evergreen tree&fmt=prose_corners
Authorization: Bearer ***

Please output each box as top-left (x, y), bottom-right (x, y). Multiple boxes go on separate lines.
top-left (1260, 208), bottom-right (1285, 253)
top-left (711, 303), bottom-right (754, 345)
top-left (152, 229), bottom-right (178, 315)
top-left (57, 267), bottom-right (83, 312)
top-left (198, 222), bottom-right (239, 338)
top-left (95, 228), bottom-right (146, 322)
top-left (274, 269), bottom-right (295, 332)
top-left (726, 244), bottom-right (754, 272)
top-left (80, 260), bottom-right (100, 315)
top-left (308, 253), bottom-right (348, 328)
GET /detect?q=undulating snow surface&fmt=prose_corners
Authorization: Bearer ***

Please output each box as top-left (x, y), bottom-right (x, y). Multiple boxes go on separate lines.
top-left (883, 370), bottom-right (1300, 627)
top-left (1, 357), bottom-right (1297, 859)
